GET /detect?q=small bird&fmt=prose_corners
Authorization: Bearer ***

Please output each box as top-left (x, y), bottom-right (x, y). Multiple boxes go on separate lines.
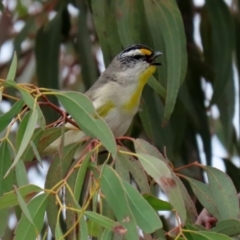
top-left (43, 44), bottom-right (162, 155)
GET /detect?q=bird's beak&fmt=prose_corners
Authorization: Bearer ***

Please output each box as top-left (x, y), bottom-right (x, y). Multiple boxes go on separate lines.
top-left (148, 51), bottom-right (162, 66)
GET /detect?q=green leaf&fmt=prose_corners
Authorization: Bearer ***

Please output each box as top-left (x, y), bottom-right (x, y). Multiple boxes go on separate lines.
top-left (14, 193), bottom-right (48, 240)
top-left (35, 8), bottom-right (63, 123)
top-left (56, 91), bottom-right (117, 157)
top-left (0, 184), bottom-right (42, 210)
top-left (116, 152), bottom-right (149, 193)
top-left (188, 230), bottom-right (232, 240)
top-left (87, 220), bottom-right (101, 238)
top-left (91, 0), bottom-right (122, 65)
top-left (45, 143), bottom-right (79, 236)
top-left (143, 194), bottom-right (172, 211)
top-left (136, 153), bottom-right (186, 223)
top-left (148, 76), bottom-right (166, 99)
top-left (38, 127), bottom-right (66, 154)
top-left (143, 0), bottom-right (187, 123)
top-left (122, 181), bottom-right (162, 233)
top-left (75, 0), bottom-right (97, 89)
top-left (85, 211), bottom-right (125, 233)
top-left (100, 229), bottom-right (113, 240)
top-left (16, 111), bottom-right (31, 149)
top-left (18, 128), bottom-right (44, 162)
top-left (0, 209), bottom-right (8, 237)
top-left (14, 186), bottom-right (36, 228)
top-left (204, 0), bottom-right (234, 105)
top-left (55, 217), bottom-right (64, 240)
top-left (15, 160), bottom-right (28, 186)
top-left (73, 153), bottom-right (91, 201)
top-left (5, 109), bottom-right (38, 177)
top-left (204, 166), bottom-right (239, 220)
top-left (187, 177), bottom-right (220, 219)
top-left (6, 52), bottom-right (17, 81)
top-left (79, 217), bottom-right (88, 240)
top-left (0, 140), bottom-right (15, 196)
top-left (18, 89), bottom-right (45, 129)
top-left (100, 165), bottom-right (139, 240)
top-left (115, 153), bottom-right (130, 182)
top-left (134, 140), bottom-right (197, 223)
top-left (0, 99), bottom-right (24, 133)
top-left (211, 219), bottom-right (240, 236)
top-left (134, 138), bottom-right (168, 163)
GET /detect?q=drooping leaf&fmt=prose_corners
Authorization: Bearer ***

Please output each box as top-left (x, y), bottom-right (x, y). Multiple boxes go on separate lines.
top-left (187, 177), bottom-right (220, 220)
top-left (204, 166), bottom-right (239, 220)
top-left (75, 0), bottom-right (98, 89)
top-left (211, 219), bottom-right (240, 236)
top-left (0, 184), bottom-right (42, 211)
top-left (15, 160), bottom-right (28, 187)
top-left (122, 181), bottom-right (162, 233)
top-left (6, 52), bottom-right (17, 82)
top-left (35, 5), bottom-right (64, 123)
top-left (45, 143), bottom-right (79, 236)
top-left (187, 230), bottom-right (232, 240)
top-left (5, 109), bottom-right (38, 176)
top-left (14, 193), bottom-right (48, 240)
top-left (100, 165), bottom-right (139, 240)
top-left (85, 211), bottom-right (125, 234)
top-left (18, 89), bottom-right (45, 129)
top-left (116, 152), bottom-right (149, 193)
top-left (73, 153), bottom-right (91, 201)
top-left (91, 0), bottom-right (122, 65)
top-left (56, 91), bottom-right (117, 157)
top-left (0, 140), bottom-right (15, 195)
top-left (143, 194), bottom-right (172, 211)
top-left (143, 0), bottom-right (187, 123)
top-left (204, 0), bottom-right (234, 105)
top-left (136, 153), bottom-right (186, 223)
top-left (0, 99), bottom-right (24, 133)
top-left (79, 217), bottom-right (88, 240)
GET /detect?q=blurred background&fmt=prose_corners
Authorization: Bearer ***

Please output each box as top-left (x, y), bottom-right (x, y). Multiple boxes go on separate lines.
top-left (0, 0), bottom-right (239, 236)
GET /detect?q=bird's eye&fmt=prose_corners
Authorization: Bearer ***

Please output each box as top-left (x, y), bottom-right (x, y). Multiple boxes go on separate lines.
top-left (133, 55), bottom-right (142, 60)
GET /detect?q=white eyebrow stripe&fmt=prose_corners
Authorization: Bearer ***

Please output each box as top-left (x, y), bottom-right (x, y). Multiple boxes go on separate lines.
top-left (121, 49), bottom-right (143, 57)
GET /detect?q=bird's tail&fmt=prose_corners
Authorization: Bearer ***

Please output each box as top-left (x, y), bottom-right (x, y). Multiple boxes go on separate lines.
top-left (41, 129), bottom-right (86, 157)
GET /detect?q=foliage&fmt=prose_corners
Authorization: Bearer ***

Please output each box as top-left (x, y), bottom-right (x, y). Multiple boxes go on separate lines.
top-left (0, 0), bottom-right (240, 239)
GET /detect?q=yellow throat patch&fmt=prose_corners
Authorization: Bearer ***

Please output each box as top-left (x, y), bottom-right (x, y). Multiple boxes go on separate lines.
top-left (123, 65), bottom-right (157, 111)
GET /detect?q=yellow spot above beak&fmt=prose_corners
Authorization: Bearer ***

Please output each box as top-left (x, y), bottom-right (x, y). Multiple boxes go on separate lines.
top-left (140, 48), bottom-right (152, 56)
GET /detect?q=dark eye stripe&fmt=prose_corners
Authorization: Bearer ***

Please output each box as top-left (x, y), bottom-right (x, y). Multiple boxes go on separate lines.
top-left (133, 55), bottom-right (143, 60)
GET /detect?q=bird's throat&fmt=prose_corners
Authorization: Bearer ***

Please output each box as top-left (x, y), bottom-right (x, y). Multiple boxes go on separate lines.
top-left (123, 65), bottom-right (156, 112)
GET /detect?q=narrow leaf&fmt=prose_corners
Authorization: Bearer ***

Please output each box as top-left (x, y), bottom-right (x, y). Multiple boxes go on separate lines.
top-left (101, 165), bottom-right (139, 240)
top-left (56, 91), bottom-right (117, 157)
top-left (14, 186), bottom-right (36, 227)
top-left (85, 211), bottom-right (125, 234)
top-left (143, 0), bottom-right (187, 123)
top-left (6, 52), bottom-right (17, 81)
top-left (136, 153), bottom-right (186, 223)
top-left (122, 181), bottom-right (162, 233)
top-left (0, 99), bottom-right (24, 133)
top-left (14, 193), bottom-right (48, 240)
top-left (0, 184), bottom-right (42, 210)
top-left (5, 109), bottom-right (38, 176)
top-left (211, 219), bottom-right (240, 236)
top-left (143, 194), bottom-right (172, 211)
top-left (205, 166), bottom-right (239, 220)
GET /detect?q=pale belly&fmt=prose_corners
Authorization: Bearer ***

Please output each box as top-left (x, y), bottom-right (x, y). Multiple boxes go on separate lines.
top-left (103, 106), bottom-right (136, 137)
